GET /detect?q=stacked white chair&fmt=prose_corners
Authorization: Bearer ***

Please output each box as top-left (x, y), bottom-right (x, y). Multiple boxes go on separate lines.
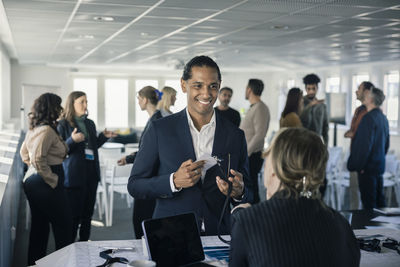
top-left (96, 165), bottom-right (109, 226)
top-left (325, 146), bottom-right (343, 210)
top-left (383, 154), bottom-right (399, 206)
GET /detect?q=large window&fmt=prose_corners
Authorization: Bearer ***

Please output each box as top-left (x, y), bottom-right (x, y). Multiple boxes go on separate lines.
top-left (287, 79), bottom-right (295, 89)
top-left (73, 78), bottom-right (98, 124)
top-left (105, 79), bottom-right (128, 128)
top-left (351, 74), bottom-right (369, 114)
top-left (165, 79), bottom-right (186, 113)
top-left (326, 77), bottom-right (340, 93)
top-left (135, 80), bottom-right (159, 128)
top-left (384, 72), bottom-right (399, 128)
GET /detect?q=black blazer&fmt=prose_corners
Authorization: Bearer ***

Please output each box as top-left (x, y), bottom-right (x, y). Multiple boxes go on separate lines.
top-left (57, 118), bottom-right (108, 188)
top-left (128, 109), bottom-right (253, 235)
top-left (230, 194), bottom-right (360, 267)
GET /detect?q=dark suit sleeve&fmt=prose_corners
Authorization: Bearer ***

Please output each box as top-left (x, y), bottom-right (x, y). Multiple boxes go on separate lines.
top-left (127, 122), bottom-right (173, 199)
top-left (347, 115), bottom-right (374, 172)
top-left (57, 121), bottom-right (79, 153)
top-left (322, 104), bottom-right (329, 146)
top-left (88, 120), bottom-right (108, 148)
top-left (235, 130), bottom-right (253, 204)
top-left (229, 213), bottom-right (249, 267)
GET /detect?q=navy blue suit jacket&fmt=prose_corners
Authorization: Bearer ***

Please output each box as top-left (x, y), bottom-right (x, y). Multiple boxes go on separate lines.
top-left (347, 108), bottom-right (389, 175)
top-left (128, 109), bottom-right (252, 235)
top-left (57, 118), bottom-right (108, 187)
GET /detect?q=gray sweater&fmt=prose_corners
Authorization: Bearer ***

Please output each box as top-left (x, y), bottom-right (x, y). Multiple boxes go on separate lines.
top-left (240, 101), bottom-right (270, 156)
top-left (300, 97), bottom-right (329, 145)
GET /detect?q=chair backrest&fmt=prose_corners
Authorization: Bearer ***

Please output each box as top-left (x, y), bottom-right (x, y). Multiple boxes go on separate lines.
top-left (114, 164), bottom-right (132, 177)
top-left (385, 155), bottom-right (400, 176)
top-left (326, 147), bottom-right (343, 175)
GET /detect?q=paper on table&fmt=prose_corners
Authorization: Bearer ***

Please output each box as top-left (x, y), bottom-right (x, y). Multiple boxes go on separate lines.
top-left (371, 216), bottom-right (400, 224)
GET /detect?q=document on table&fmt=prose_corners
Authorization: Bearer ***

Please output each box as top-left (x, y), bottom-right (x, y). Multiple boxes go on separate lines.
top-left (371, 216), bottom-right (400, 224)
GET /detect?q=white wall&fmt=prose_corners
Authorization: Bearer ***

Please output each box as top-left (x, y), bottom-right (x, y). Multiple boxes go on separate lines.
top-left (0, 42), bottom-right (11, 130)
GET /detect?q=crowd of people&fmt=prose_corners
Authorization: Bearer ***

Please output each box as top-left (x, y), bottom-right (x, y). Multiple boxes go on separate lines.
top-left (20, 55), bottom-right (390, 266)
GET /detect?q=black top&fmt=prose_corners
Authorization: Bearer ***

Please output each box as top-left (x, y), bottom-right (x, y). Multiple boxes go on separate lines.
top-left (229, 194), bottom-right (360, 267)
top-left (215, 107), bottom-right (241, 127)
top-left (126, 110), bottom-right (163, 164)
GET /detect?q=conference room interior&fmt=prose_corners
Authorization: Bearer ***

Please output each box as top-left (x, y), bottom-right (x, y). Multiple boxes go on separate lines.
top-left (1, 0), bottom-right (400, 267)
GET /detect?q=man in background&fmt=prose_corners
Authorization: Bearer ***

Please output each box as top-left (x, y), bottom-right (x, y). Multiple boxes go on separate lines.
top-left (300, 73), bottom-right (329, 146)
top-left (215, 87), bottom-right (241, 127)
top-left (348, 87), bottom-right (389, 209)
top-left (345, 81), bottom-right (374, 209)
top-left (240, 79), bottom-right (270, 203)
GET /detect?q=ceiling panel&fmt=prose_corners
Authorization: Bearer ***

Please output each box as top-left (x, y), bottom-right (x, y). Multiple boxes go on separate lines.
top-left (2, 0), bottom-right (399, 70)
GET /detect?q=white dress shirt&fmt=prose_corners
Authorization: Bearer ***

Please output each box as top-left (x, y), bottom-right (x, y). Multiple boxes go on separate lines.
top-left (169, 109), bottom-right (216, 192)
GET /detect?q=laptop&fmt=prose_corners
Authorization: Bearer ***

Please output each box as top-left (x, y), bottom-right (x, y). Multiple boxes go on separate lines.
top-left (142, 213), bottom-right (214, 267)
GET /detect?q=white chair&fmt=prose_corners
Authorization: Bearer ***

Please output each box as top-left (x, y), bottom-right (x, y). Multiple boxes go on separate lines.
top-left (324, 146), bottom-right (343, 210)
top-left (95, 165), bottom-right (110, 226)
top-left (383, 155), bottom-right (399, 206)
top-left (106, 164), bottom-right (133, 226)
top-left (98, 147), bottom-right (122, 165)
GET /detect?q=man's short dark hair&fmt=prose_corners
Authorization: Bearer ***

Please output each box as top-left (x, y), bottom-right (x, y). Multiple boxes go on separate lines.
top-left (220, 87), bottom-right (233, 94)
top-left (182, 55), bottom-right (221, 81)
top-left (361, 81), bottom-right (374, 91)
top-left (303, 74), bottom-right (321, 85)
top-left (248, 79), bottom-right (264, 96)
top-left (370, 87), bottom-right (385, 107)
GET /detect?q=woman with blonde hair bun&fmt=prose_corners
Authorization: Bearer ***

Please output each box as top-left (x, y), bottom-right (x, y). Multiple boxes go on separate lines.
top-left (229, 127), bottom-right (360, 267)
top-left (157, 86), bottom-right (177, 116)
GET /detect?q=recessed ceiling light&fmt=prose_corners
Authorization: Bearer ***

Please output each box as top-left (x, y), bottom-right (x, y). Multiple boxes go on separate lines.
top-left (270, 25), bottom-right (289, 30)
top-left (93, 16), bottom-right (114, 22)
top-left (140, 32), bottom-right (149, 37)
top-left (78, 34), bottom-right (94, 39)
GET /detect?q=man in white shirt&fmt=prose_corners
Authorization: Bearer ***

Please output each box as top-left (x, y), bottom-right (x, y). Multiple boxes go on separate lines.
top-left (240, 79), bottom-right (270, 203)
top-left (128, 56), bottom-right (253, 235)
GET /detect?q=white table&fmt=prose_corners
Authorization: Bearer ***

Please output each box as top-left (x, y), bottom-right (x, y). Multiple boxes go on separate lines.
top-left (35, 236), bottom-right (228, 267)
top-left (101, 143), bottom-right (124, 149)
top-left (35, 230), bottom-right (400, 267)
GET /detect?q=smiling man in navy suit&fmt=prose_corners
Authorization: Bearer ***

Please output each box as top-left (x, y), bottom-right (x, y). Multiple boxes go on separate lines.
top-left (128, 55), bottom-right (252, 236)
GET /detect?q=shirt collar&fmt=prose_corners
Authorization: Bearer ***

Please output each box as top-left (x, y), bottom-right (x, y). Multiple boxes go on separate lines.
top-left (186, 108), bottom-right (216, 132)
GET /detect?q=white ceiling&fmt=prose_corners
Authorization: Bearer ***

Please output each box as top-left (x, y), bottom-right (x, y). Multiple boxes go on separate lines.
top-left (2, 0), bottom-right (400, 71)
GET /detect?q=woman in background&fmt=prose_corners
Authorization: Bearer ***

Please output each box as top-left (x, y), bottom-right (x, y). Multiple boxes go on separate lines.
top-left (279, 87), bottom-right (303, 128)
top-left (21, 93), bottom-right (72, 265)
top-left (157, 86), bottom-right (177, 116)
top-left (118, 86), bottom-right (163, 239)
top-left (57, 91), bottom-right (116, 242)
top-left (229, 128), bottom-right (360, 267)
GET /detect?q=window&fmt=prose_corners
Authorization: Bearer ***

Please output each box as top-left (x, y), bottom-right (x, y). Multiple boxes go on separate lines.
top-left (165, 79), bottom-right (186, 113)
top-left (135, 80), bottom-right (159, 128)
top-left (351, 74), bottom-right (369, 114)
top-left (383, 72), bottom-right (399, 128)
top-left (287, 79), bottom-right (295, 89)
top-left (73, 78), bottom-right (98, 125)
top-left (326, 77), bottom-right (340, 93)
top-left (105, 79), bottom-right (128, 128)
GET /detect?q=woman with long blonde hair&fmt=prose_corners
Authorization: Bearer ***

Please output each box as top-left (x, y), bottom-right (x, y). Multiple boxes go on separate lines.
top-left (157, 86), bottom-right (177, 116)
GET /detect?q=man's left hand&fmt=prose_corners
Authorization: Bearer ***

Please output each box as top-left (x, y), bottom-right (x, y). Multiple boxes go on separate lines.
top-left (216, 169), bottom-right (244, 199)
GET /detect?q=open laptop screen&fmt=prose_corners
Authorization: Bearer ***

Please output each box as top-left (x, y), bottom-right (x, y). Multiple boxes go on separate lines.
top-left (142, 213), bottom-right (205, 267)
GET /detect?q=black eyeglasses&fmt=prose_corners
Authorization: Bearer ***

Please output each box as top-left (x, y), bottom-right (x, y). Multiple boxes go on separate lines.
top-left (96, 249), bottom-right (129, 267)
top-left (358, 237), bottom-right (400, 254)
top-left (382, 238), bottom-right (400, 255)
top-left (358, 238), bottom-right (381, 253)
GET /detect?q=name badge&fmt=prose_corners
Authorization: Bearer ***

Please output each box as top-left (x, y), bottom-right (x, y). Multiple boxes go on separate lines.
top-left (85, 149), bottom-right (94, 160)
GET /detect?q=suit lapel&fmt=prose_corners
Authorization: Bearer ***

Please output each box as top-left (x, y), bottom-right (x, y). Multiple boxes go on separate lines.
top-left (178, 109), bottom-right (196, 161)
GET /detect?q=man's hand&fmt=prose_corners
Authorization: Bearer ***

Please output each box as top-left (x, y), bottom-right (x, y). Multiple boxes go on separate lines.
top-left (117, 156), bottom-right (127, 166)
top-left (344, 130), bottom-right (354, 138)
top-left (103, 128), bottom-right (118, 138)
top-left (71, 128), bottom-right (85, 143)
top-left (173, 159), bottom-right (205, 189)
top-left (216, 169), bottom-right (244, 199)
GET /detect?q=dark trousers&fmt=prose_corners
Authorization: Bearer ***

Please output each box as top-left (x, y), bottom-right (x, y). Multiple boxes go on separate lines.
top-left (249, 151), bottom-right (264, 204)
top-left (65, 161), bottom-right (98, 241)
top-left (358, 172), bottom-right (386, 209)
top-left (132, 199), bottom-right (156, 239)
top-left (23, 165), bottom-right (72, 265)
